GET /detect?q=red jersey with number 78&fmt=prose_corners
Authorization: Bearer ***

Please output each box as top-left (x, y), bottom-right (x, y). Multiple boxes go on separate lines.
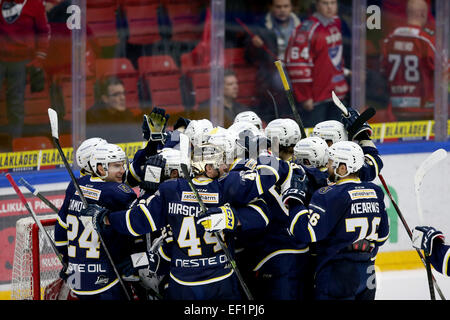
top-left (381, 25), bottom-right (435, 116)
top-left (285, 14), bottom-right (349, 104)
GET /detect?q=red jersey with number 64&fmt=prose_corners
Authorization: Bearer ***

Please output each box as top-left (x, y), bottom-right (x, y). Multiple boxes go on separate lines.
top-left (381, 25), bottom-right (435, 116)
top-left (285, 13), bottom-right (349, 104)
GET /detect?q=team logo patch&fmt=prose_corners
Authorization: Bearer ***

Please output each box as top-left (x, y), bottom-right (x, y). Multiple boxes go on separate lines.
top-left (2, 1), bottom-right (24, 24)
top-left (318, 186), bottom-right (332, 194)
top-left (181, 191), bottom-right (219, 204)
top-left (75, 186), bottom-right (101, 201)
top-left (348, 189), bottom-right (377, 200)
top-left (117, 183), bottom-right (132, 193)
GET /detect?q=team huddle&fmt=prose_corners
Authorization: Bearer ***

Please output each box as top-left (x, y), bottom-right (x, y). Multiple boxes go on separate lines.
top-left (52, 106), bottom-right (448, 301)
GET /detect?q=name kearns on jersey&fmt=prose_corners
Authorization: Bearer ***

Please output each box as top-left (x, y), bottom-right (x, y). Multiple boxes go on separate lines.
top-left (350, 202), bottom-right (380, 215)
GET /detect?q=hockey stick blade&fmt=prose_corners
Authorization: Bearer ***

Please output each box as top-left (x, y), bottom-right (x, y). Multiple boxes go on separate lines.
top-left (19, 177), bottom-right (60, 213)
top-left (48, 108), bottom-right (59, 140)
top-left (414, 149), bottom-right (447, 194)
top-left (414, 149), bottom-right (447, 224)
top-left (332, 90), bottom-right (348, 116)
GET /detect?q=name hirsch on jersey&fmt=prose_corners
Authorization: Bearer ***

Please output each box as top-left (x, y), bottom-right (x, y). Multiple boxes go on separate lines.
top-left (168, 202), bottom-right (203, 217)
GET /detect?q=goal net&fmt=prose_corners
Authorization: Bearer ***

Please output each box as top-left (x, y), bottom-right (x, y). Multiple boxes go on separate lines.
top-left (11, 215), bottom-right (62, 300)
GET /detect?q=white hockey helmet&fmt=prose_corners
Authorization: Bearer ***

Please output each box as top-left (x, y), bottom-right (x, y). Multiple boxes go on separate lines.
top-left (191, 143), bottom-right (226, 175)
top-left (233, 111), bottom-right (263, 131)
top-left (228, 121), bottom-right (263, 158)
top-left (89, 143), bottom-right (128, 179)
top-left (159, 147), bottom-right (190, 179)
top-left (184, 119), bottom-right (213, 146)
top-left (206, 127), bottom-right (238, 165)
top-left (264, 118), bottom-right (301, 147)
top-left (76, 137), bottom-right (107, 173)
top-left (294, 136), bottom-right (329, 168)
top-left (327, 141), bottom-right (364, 178)
top-left (312, 120), bottom-right (348, 145)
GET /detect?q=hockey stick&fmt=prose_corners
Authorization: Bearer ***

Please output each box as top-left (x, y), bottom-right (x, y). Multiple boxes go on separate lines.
top-left (47, 108), bottom-right (132, 300)
top-left (414, 149), bottom-right (447, 300)
top-left (378, 174), bottom-right (446, 300)
top-left (331, 91), bottom-right (376, 139)
top-left (235, 18), bottom-right (278, 61)
top-left (180, 163), bottom-right (254, 300)
top-left (6, 173), bottom-right (67, 270)
top-left (274, 60), bottom-right (307, 139)
top-left (267, 89), bottom-right (279, 119)
top-left (19, 177), bottom-right (60, 213)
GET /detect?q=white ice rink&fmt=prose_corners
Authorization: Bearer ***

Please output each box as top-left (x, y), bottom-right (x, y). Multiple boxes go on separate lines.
top-left (376, 268), bottom-right (450, 300)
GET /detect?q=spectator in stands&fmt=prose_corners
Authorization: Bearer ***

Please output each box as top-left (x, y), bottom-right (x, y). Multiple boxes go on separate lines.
top-left (0, 0), bottom-right (50, 138)
top-left (199, 69), bottom-right (247, 128)
top-left (87, 76), bottom-right (141, 124)
top-left (244, 0), bottom-right (300, 120)
top-left (380, 0), bottom-right (436, 121)
top-left (285, 0), bottom-right (349, 128)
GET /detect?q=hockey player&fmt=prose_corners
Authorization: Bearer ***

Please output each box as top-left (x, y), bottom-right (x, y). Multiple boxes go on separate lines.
top-left (311, 120), bottom-right (348, 147)
top-left (80, 141), bottom-right (278, 300)
top-left (292, 136), bottom-right (329, 200)
top-left (54, 143), bottom-right (139, 300)
top-left (412, 226), bottom-right (450, 277)
top-left (229, 118), bottom-right (312, 300)
top-left (285, 0), bottom-right (349, 127)
top-left (312, 111), bottom-right (383, 182)
top-left (75, 137), bottom-right (107, 176)
top-left (233, 110), bottom-right (264, 132)
top-left (127, 107), bottom-right (169, 189)
top-left (282, 141), bottom-right (390, 300)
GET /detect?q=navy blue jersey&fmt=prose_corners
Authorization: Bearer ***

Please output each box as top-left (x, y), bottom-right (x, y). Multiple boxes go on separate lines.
top-left (359, 145), bottom-right (383, 181)
top-left (54, 175), bottom-right (137, 295)
top-left (108, 166), bottom-right (277, 285)
top-left (288, 178), bottom-right (389, 273)
top-left (430, 242), bottom-right (450, 276)
top-left (230, 157), bottom-right (310, 272)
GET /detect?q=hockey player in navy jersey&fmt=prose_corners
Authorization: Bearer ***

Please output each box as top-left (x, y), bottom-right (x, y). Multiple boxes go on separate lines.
top-left (81, 139), bottom-right (278, 300)
top-left (412, 226), bottom-right (450, 277)
top-left (312, 108), bottom-right (383, 182)
top-left (282, 141), bottom-right (390, 300)
top-left (227, 118), bottom-right (312, 300)
top-left (54, 143), bottom-right (139, 300)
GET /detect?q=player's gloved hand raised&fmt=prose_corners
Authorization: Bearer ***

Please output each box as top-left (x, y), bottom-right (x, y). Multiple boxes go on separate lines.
top-left (197, 205), bottom-right (237, 233)
top-left (282, 167), bottom-right (308, 208)
top-left (142, 107), bottom-right (170, 142)
top-left (341, 106), bottom-right (373, 141)
top-left (173, 117), bottom-right (191, 131)
top-left (117, 251), bottom-right (161, 277)
top-left (139, 154), bottom-right (166, 193)
top-left (412, 226), bottom-right (445, 256)
top-left (79, 204), bottom-right (110, 233)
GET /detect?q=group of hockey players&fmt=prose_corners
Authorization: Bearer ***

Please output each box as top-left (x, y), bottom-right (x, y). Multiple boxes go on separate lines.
top-left (53, 104), bottom-right (449, 301)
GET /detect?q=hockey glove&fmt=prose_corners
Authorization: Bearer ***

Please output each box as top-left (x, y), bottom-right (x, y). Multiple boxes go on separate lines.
top-left (282, 167), bottom-right (308, 207)
top-left (412, 226), bottom-right (445, 256)
top-left (139, 154), bottom-right (166, 193)
top-left (79, 204), bottom-right (110, 233)
top-left (197, 205), bottom-right (237, 233)
top-left (173, 116), bottom-right (191, 131)
top-left (341, 106), bottom-right (373, 141)
top-left (117, 251), bottom-right (161, 277)
top-left (142, 107), bottom-right (169, 142)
